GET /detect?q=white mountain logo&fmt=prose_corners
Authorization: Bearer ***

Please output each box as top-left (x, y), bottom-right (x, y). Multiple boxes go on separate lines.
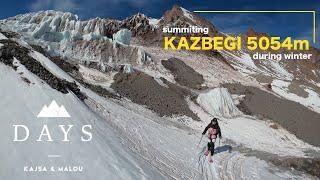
top-left (37, 100), bottom-right (71, 118)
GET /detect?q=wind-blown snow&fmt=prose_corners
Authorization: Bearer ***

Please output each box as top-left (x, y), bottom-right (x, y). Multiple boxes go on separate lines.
top-left (197, 88), bottom-right (241, 118)
top-left (272, 79), bottom-right (320, 113)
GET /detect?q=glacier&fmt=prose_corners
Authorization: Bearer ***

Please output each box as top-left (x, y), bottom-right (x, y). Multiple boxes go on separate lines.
top-left (113, 29), bottom-right (132, 45)
top-left (197, 87), bottom-right (241, 118)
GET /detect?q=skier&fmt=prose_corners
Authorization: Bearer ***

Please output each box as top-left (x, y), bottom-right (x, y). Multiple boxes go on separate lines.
top-left (202, 118), bottom-right (222, 162)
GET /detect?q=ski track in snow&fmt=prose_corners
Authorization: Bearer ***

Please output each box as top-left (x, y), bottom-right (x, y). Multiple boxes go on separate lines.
top-left (84, 91), bottom-right (317, 180)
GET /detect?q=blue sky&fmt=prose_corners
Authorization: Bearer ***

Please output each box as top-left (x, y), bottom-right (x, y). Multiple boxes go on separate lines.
top-left (0, 0), bottom-right (319, 46)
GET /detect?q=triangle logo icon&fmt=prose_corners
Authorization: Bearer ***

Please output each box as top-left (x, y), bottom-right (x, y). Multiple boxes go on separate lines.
top-left (37, 100), bottom-right (71, 118)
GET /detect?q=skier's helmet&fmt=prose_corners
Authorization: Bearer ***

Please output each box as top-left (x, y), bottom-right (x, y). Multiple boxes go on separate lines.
top-left (211, 118), bottom-right (218, 124)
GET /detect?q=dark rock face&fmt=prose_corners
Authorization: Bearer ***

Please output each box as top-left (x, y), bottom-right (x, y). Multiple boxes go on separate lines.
top-left (0, 39), bottom-right (86, 100)
top-left (30, 44), bottom-right (49, 57)
top-left (224, 83), bottom-right (320, 147)
top-left (0, 28), bottom-right (20, 38)
top-left (111, 71), bottom-right (199, 120)
top-left (161, 58), bottom-right (204, 89)
top-left (49, 56), bottom-right (79, 73)
top-left (159, 5), bottom-right (218, 36)
top-left (271, 158), bottom-right (320, 178)
top-left (120, 13), bottom-right (156, 36)
top-left (45, 55), bottom-right (118, 99)
top-left (77, 78), bottom-right (119, 99)
top-left (21, 77), bottom-right (31, 84)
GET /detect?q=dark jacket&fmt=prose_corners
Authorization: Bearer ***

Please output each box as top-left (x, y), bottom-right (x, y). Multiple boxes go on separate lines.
top-left (202, 123), bottom-right (222, 138)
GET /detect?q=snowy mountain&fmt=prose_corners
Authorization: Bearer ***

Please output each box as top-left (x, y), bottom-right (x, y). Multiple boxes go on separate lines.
top-left (220, 28), bottom-right (320, 114)
top-left (1, 5), bottom-right (320, 180)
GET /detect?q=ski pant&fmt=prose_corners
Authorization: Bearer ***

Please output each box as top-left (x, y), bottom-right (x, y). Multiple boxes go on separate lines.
top-left (207, 141), bottom-right (215, 155)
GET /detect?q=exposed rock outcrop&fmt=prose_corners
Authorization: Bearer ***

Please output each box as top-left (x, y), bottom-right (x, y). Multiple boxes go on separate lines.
top-left (0, 39), bottom-right (86, 100)
top-left (111, 71), bottom-right (199, 120)
top-left (161, 57), bottom-right (204, 89)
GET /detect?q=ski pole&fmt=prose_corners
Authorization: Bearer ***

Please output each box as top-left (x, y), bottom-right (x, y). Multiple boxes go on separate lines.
top-left (197, 135), bottom-right (203, 148)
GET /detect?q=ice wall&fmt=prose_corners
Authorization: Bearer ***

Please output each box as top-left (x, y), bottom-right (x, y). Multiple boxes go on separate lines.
top-left (112, 29), bottom-right (132, 45)
top-left (197, 87), bottom-right (241, 118)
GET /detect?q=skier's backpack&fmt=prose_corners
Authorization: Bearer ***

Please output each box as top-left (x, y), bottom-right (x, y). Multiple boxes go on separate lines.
top-left (207, 128), bottom-right (217, 140)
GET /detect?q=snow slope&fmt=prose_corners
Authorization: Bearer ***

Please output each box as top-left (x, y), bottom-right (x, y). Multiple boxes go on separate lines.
top-left (83, 87), bottom-right (317, 180)
top-left (220, 50), bottom-right (260, 76)
top-left (220, 40), bottom-right (320, 115)
top-left (181, 7), bottom-right (195, 22)
top-left (0, 32), bottom-right (7, 39)
top-left (272, 79), bottom-right (320, 113)
top-left (0, 58), bottom-right (167, 180)
top-left (190, 88), bottom-right (319, 157)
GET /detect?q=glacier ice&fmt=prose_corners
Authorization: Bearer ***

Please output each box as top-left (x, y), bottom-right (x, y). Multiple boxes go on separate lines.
top-left (112, 29), bottom-right (132, 45)
top-left (197, 87), bottom-right (241, 118)
top-left (82, 32), bottom-right (106, 41)
top-left (1, 11), bottom-right (150, 70)
top-left (121, 64), bottom-right (135, 73)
